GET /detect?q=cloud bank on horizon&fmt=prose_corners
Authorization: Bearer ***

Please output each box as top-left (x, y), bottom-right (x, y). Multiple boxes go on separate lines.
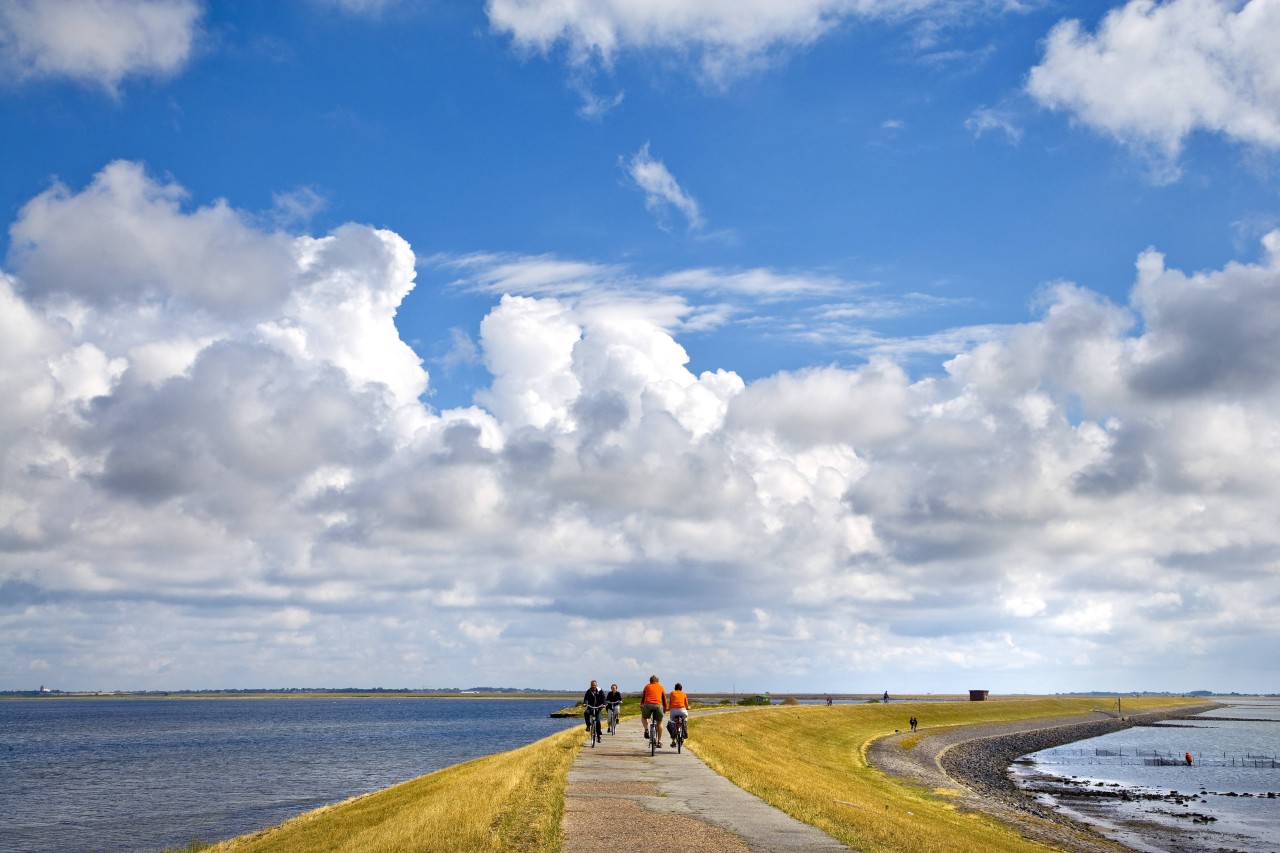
top-left (2, 0), bottom-right (1279, 694)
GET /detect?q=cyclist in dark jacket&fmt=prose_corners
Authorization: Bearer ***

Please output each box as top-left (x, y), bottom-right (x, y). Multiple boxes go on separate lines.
top-left (583, 680), bottom-right (607, 733)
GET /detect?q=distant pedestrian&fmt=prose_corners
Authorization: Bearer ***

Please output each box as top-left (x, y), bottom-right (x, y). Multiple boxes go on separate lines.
top-left (1185, 752), bottom-right (1193, 766)
top-left (909, 716), bottom-right (918, 732)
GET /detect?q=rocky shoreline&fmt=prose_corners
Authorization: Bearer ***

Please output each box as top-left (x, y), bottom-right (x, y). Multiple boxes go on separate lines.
top-left (939, 706), bottom-right (1219, 817)
top-left (868, 704), bottom-right (1224, 853)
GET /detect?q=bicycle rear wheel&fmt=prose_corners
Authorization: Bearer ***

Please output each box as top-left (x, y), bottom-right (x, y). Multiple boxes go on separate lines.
top-left (649, 721), bottom-right (656, 756)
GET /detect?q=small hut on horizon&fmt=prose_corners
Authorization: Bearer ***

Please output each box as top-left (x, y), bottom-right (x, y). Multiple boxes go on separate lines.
top-left (969, 689), bottom-right (989, 701)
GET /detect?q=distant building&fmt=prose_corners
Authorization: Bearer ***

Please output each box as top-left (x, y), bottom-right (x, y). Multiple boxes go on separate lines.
top-left (969, 690), bottom-right (989, 701)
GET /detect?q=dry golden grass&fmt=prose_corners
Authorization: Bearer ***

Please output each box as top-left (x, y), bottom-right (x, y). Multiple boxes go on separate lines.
top-left (174, 694), bottom-right (1203, 853)
top-left (687, 695), bottom-right (1202, 853)
top-left (201, 725), bottom-right (581, 853)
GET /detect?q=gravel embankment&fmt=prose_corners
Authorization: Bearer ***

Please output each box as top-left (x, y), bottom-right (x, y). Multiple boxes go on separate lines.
top-left (869, 705), bottom-right (1220, 853)
top-left (941, 711), bottom-right (1200, 810)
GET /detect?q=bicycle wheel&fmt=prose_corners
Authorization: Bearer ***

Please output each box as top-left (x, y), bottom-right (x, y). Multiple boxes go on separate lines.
top-left (649, 721), bottom-right (656, 756)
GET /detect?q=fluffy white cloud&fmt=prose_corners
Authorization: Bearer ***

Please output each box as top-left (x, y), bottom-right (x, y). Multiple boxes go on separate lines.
top-left (3, 162), bottom-right (1280, 693)
top-left (11, 161), bottom-right (295, 317)
top-left (0, 0), bottom-right (202, 93)
top-left (1028, 0), bottom-right (1280, 169)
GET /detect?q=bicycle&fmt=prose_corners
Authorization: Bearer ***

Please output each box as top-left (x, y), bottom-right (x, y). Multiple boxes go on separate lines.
top-left (670, 713), bottom-right (688, 753)
top-left (585, 704), bottom-right (604, 747)
top-left (606, 702), bottom-right (620, 735)
top-left (648, 714), bottom-right (660, 756)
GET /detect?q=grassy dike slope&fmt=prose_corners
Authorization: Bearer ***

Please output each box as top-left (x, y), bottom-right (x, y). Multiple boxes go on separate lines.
top-left (187, 695), bottom-right (1202, 853)
top-left (687, 695), bottom-right (1202, 853)
top-left (201, 726), bottom-right (581, 853)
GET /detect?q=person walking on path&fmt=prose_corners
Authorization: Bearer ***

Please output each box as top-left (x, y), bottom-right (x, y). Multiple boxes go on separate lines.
top-left (640, 675), bottom-right (668, 748)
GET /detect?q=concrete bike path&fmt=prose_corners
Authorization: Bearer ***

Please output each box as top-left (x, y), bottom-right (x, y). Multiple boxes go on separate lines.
top-left (562, 715), bottom-right (853, 853)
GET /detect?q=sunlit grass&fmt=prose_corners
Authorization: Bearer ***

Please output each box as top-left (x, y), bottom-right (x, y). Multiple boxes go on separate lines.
top-left (687, 695), bottom-right (1202, 853)
top-left (198, 725), bottom-right (580, 853)
top-left (165, 695), bottom-right (1203, 853)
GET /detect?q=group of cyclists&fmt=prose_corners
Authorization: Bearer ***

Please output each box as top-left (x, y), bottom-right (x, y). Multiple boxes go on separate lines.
top-left (582, 675), bottom-right (689, 749)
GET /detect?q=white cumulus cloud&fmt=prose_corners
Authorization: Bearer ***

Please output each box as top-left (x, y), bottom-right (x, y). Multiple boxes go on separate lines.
top-left (0, 0), bottom-right (203, 93)
top-left (4, 163), bottom-right (1280, 693)
top-left (1027, 0), bottom-right (1280, 174)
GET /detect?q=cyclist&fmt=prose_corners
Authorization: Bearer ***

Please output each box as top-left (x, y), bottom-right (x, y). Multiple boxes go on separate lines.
top-left (639, 675), bottom-right (667, 748)
top-left (582, 680), bottom-right (606, 738)
top-left (668, 682), bottom-right (690, 742)
top-left (605, 683), bottom-right (623, 732)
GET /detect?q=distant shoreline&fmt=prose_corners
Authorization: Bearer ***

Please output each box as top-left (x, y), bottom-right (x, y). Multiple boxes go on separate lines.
top-left (0, 690), bottom-right (582, 701)
top-left (5, 690), bottom-right (1254, 701)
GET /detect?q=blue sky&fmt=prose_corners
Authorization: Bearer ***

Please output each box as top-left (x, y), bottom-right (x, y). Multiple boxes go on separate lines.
top-left (2, 0), bottom-right (1279, 694)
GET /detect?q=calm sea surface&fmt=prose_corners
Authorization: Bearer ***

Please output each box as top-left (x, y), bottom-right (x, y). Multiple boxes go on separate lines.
top-left (1012, 699), bottom-right (1280, 853)
top-left (0, 697), bottom-right (578, 853)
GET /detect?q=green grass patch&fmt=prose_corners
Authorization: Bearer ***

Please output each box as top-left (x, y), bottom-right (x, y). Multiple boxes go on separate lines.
top-left (687, 695), bottom-right (1202, 853)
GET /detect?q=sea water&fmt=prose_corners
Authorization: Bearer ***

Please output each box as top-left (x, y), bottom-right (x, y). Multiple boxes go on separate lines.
top-left (1012, 700), bottom-right (1280, 853)
top-left (0, 697), bottom-right (578, 853)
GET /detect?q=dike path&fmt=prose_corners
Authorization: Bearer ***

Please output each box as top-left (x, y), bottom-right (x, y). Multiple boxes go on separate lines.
top-left (562, 714), bottom-right (852, 852)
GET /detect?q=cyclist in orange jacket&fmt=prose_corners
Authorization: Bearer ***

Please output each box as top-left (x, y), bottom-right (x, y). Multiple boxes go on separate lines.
top-left (668, 682), bottom-right (690, 741)
top-left (640, 675), bottom-right (668, 748)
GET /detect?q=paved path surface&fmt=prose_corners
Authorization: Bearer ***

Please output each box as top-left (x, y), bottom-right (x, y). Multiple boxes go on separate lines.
top-left (562, 715), bottom-right (852, 853)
